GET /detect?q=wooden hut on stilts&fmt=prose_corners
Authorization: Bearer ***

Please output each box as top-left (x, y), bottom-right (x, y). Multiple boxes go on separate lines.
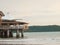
top-left (0, 11), bottom-right (28, 38)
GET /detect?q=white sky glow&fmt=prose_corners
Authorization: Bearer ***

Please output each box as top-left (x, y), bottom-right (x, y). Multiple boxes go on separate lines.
top-left (0, 0), bottom-right (60, 25)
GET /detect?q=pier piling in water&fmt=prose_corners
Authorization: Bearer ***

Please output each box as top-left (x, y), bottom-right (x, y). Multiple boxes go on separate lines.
top-left (21, 29), bottom-right (24, 38)
top-left (16, 30), bottom-right (20, 38)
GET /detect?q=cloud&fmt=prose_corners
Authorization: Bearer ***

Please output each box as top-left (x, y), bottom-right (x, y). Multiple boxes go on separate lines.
top-left (0, 0), bottom-right (60, 25)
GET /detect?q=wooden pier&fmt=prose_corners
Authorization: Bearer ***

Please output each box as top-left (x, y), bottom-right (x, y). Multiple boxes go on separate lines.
top-left (0, 11), bottom-right (28, 38)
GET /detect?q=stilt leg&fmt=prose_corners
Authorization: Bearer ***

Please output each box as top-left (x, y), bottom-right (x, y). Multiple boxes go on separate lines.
top-left (0, 31), bottom-right (1, 37)
top-left (1, 31), bottom-right (3, 38)
top-left (7, 30), bottom-right (9, 38)
top-left (4, 30), bottom-right (7, 38)
top-left (0, 31), bottom-right (2, 38)
top-left (21, 29), bottom-right (24, 38)
top-left (9, 30), bottom-right (13, 38)
top-left (2, 31), bottom-right (4, 38)
top-left (16, 30), bottom-right (20, 38)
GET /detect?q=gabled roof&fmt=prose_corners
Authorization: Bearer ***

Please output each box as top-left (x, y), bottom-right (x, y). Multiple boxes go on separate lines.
top-left (1, 19), bottom-right (28, 25)
top-left (2, 19), bottom-right (16, 22)
top-left (0, 11), bottom-right (28, 25)
top-left (0, 11), bottom-right (5, 16)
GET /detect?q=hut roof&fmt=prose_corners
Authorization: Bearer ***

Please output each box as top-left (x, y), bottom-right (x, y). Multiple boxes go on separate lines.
top-left (2, 19), bottom-right (16, 22)
top-left (1, 19), bottom-right (28, 25)
top-left (0, 11), bottom-right (28, 25)
top-left (0, 11), bottom-right (5, 16)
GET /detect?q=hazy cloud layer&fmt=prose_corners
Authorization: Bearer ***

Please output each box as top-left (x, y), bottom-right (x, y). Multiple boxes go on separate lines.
top-left (0, 0), bottom-right (60, 25)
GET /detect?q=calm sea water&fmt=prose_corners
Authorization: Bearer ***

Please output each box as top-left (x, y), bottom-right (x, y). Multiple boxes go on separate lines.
top-left (24, 32), bottom-right (60, 38)
top-left (13, 32), bottom-right (60, 38)
top-left (0, 32), bottom-right (60, 45)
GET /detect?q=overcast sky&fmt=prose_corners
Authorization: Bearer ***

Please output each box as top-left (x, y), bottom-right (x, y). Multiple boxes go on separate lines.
top-left (0, 0), bottom-right (60, 25)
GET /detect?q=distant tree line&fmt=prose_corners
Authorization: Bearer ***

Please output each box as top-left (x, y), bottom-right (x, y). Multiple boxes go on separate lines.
top-left (26, 25), bottom-right (60, 32)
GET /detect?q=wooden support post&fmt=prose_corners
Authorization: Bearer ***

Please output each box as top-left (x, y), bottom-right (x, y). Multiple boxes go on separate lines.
top-left (9, 30), bottom-right (13, 38)
top-left (16, 30), bottom-right (20, 38)
top-left (0, 31), bottom-right (1, 37)
top-left (0, 31), bottom-right (3, 38)
top-left (4, 30), bottom-right (8, 38)
top-left (0, 31), bottom-right (2, 38)
top-left (21, 29), bottom-right (24, 38)
top-left (0, 30), bottom-right (4, 38)
top-left (7, 30), bottom-right (9, 38)
top-left (16, 24), bottom-right (20, 38)
top-left (2, 31), bottom-right (4, 38)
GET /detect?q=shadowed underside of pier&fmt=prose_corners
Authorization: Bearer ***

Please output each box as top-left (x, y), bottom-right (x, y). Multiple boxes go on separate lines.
top-left (0, 29), bottom-right (24, 38)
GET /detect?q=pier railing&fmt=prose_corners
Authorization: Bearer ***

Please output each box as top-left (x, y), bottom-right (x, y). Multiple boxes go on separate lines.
top-left (0, 25), bottom-right (24, 30)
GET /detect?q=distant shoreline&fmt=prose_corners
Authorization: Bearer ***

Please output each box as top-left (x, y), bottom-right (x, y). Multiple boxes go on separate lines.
top-left (26, 25), bottom-right (60, 32)
top-left (25, 31), bottom-right (60, 32)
